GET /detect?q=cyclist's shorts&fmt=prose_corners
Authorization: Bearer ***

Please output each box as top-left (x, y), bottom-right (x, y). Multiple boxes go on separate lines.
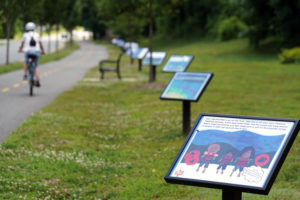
top-left (25, 50), bottom-right (40, 67)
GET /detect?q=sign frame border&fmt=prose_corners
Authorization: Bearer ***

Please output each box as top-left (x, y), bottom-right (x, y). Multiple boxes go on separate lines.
top-left (160, 72), bottom-right (213, 102)
top-left (164, 113), bottom-right (300, 195)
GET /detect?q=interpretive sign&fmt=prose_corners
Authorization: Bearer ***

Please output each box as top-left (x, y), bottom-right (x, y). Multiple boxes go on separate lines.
top-left (142, 52), bottom-right (167, 66)
top-left (162, 55), bottom-right (194, 72)
top-left (111, 38), bottom-right (118, 45)
top-left (132, 48), bottom-right (149, 59)
top-left (160, 72), bottom-right (213, 101)
top-left (165, 113), bottom-right (300, 194)
top-left (115, 39), bottom-right (125, 47)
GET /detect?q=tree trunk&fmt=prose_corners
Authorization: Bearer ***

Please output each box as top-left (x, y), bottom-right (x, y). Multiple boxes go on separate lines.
top-left (55, 24), bottom-right (59, 52)
top-left (69, 30), bottom-right (73, 47)
top-left (149, 0), bottom-right (154, 83)
top-left (48, 31), bottom-right (51, 54)
top-left (40, 25), bottom-right (43, 37)
top-left (5, 20), bottom-right (11, 65)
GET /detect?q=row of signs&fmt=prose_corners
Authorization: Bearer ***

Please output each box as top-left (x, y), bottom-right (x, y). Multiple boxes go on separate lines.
top-left (112, 38), bottom-right (300, 195)
top-left (112, 39), bottom-right (214, 102)
top-left (112, 38), bottom-right (194, 72)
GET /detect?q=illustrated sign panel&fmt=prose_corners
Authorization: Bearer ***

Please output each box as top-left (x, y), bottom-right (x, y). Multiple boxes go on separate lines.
top-left (142, 52), bottom-right (166, 66)
top-left (162, 55), bottom-right (194, 72)
top-left (132, 48), bottom-right (148, 59)
top-left (165, 113), bottom-right (300, 194)
top-left (160, 72), bottom-right (213, 101)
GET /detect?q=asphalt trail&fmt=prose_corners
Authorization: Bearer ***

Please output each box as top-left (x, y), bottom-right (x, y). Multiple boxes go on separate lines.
top-left (0, 41), bottom-right (108, 142)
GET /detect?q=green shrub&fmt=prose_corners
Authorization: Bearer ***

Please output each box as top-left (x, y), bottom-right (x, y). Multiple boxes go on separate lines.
top-left (217, 16), bottom-right (248, 41)
top-left (278, 47), bottom-right (300, 64)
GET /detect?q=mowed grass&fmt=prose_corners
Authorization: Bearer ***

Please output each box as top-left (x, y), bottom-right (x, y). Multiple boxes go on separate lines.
top-left (0, 43), bottom-right (79, 75)
top-left (0, 38), bottom-right (299, 199)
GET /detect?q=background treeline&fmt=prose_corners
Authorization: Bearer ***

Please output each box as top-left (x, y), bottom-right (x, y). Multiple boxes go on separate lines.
top-left (97, 0), bottom-right (300, 49)
top-left (1, 0), bottom-right (300, 48)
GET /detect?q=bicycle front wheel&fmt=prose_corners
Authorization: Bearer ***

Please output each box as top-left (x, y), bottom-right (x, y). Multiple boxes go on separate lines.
top-left (29, 78), bottom-right (34, 96)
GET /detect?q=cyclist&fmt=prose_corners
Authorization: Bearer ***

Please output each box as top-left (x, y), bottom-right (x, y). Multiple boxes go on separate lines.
top-left (18, 22), bottom-right (45, 87)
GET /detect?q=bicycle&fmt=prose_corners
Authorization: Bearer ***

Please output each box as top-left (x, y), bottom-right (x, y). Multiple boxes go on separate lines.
top-left (27, 54), bottom-right (38, 96)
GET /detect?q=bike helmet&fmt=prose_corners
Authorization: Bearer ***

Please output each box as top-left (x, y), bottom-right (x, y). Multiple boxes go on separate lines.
top-left (25, 22), bottom-right (36, 31)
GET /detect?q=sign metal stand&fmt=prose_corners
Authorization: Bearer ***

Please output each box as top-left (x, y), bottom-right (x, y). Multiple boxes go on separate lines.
top-left (138, 59), bottom-right (142, 71)
top-left (150, 65), bottom-right (156, 82)
top-left (182, 101), bottom-right (191, 134)
top-left (222, 190), bottom-right (241, 200)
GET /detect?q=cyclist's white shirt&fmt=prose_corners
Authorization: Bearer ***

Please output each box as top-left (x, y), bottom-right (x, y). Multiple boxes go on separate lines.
top-left (22, 31), bottom-right (41, 52)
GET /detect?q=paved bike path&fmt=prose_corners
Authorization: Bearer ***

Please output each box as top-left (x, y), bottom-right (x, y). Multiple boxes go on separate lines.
top-left (0, 41), bottom-right (108, 142)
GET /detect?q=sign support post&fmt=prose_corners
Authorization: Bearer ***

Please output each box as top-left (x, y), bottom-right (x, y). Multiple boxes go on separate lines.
top-left (138, 59), bottom-right (142, 71)
top-left (182, 101), bottom-right (191, 134)
top-left (222, 190), bottom-right (241, 200)
top-left (149, 65), bottom-right (156, 82)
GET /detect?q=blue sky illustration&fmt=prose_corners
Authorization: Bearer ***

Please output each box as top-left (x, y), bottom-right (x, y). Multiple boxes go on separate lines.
top-left (191, 129), bottom-right (285, 155)
top-left (164, 61), bottom-right (187, 71)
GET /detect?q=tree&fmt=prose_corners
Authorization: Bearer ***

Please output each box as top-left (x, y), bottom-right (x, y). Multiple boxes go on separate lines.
top-left (61, 0), bottom-right (81, 46)
top-left (99, 0), bottom-right (147, 41)
top-left (0, 0), bottom-right (19, 64)
top-left (269, 0), bottom-right (300, 46)
top-left (43, 0), bottom-right (59, 53)
top-left (81, 0), bottom-right (106, 40)
top-left (243, 0), bottom-right (300, 47)
top-left (154, 0), bottom-right (224, 37)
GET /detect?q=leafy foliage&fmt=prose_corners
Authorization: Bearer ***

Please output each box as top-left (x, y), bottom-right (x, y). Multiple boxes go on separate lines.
top-left (217, 16), bottom-right (248, 41)
top-left (243, 0), bottom-right (300, 48)
top-left (155, 0), bottom-right (224, 37)
top-left (278, 47), bottom-right (300, 64)
top-left (81, 0), bottom-right (106, 39)
top-left (98, 0), bottom-right (148, 40)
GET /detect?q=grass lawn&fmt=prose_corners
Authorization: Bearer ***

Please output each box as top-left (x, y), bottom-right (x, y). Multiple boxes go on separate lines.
top-left (0, 43), bottom-right (79, 75)
top-left (0, 38), bottom-right (299, 199)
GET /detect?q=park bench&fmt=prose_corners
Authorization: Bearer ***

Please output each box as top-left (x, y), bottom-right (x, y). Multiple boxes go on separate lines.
top-left (99, 52), bottom-right (123, 80)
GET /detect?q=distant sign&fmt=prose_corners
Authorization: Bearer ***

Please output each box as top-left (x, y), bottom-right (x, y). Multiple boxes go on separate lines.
top-left (111, 38), bottom-right (118, 45)
top-left (162, 55), bottom-right (194, 72)
top-left (114, 39), bottom-right (125, 47)
top-left (165, 113), bottom-right (300, 194)
top-left (124, 42), bottom-right (138, 51)
top-left (142, 52), bottom-right (167, 66)
top-left (161, 72), bottom-right (213, 101)
top-left (125, 46), bottom-right (139, 56)
top-left (132, 48), bottom-right (148, 59)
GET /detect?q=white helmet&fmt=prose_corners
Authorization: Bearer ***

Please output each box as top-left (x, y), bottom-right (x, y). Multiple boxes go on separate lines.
top-left (25, 22), bottom-right (36, 31)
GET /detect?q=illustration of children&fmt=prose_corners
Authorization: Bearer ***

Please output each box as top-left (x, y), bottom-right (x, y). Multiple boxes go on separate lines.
top-left (216, 150), bottom-right (234, 174)
top-left (196, 143), bottom-right (220, 173)
top-left (230, 146), bottom-right (255, 177)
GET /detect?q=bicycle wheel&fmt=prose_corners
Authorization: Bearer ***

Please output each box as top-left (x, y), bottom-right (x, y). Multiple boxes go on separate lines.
top-left (29, 67), bottom-right (34, 96)
top-left (30, 77), bottom-right (34, 96)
